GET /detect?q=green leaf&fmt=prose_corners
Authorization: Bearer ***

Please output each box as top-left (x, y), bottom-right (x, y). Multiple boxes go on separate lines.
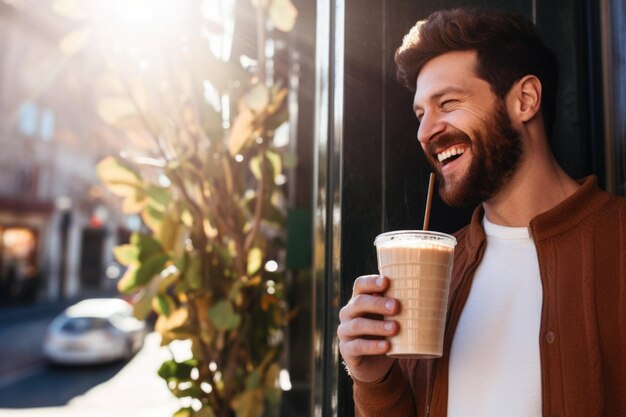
top-left (147, 185), bottom-right (171, 210)
top-left (158, 359), bottom-right (198, 382)
top-left (112, 244), bottom-right (139, 266)
top-left (264, 205), bottom-right (285, 225)
top-left (122, 188), bottom-right (148, 214)
top-left (265, 150), bottom-right (282, 179)
top-left (174, 256), bottom-right (188, 276)
top-left (173, 407), bottom-right (192, 417)
top-left (264, 363), bottom-right (283, 405)
top-left (247, 248), bottom-right (263, 276)
top-left (117, 263), bottom-right (140, 294)
top-left (174, 385), bottom-right (204, 399)
top-left (228, 279), bottom-right (245, 303)
top-left (160, 208), bottom-right (183, 254)
top-left (152, 293), bottom-right (175, 317)
top-left (135, 253), bottom-right (169, 287)
top-left (209, 300), bottom-right (241, 331)
top-left (228, 107), bottom-right (255, 156)
top-left (180, 209), bottom-right (194, 228)
top-left (266, 85), bottom-right (288, 117)
top-left (264, 363), bottom-right (281, 389)
top-left (132, 279), bottom-right (160, 320)
top-left (118, 252), bottom-right (168, 294)
top-left (131, 233), bottom-right (164, 262)
top-left (249, 154), bottom-right (262, 180)
top-left (269, 0), bottom-right (298, 32)
top-left (96, 157), bottom-right (143, 198)
top-left (232, 388), bottom-right (265, 417)
top-left (244, 196), bottom-right (285, 226)
top-left (193, 407), bottom-right (217, 417)
top-left (245, 370), bottom-right (262, 390)
top-left (141, 204), bottom-right (164, 234)
top-left (155, 307), bottom-right (189, 334)
top-left (264, 385), bottom-right (281, 407)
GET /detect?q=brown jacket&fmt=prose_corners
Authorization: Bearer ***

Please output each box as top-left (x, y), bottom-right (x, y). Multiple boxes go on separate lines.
top-left (353, 176), bottom-right (626, 417)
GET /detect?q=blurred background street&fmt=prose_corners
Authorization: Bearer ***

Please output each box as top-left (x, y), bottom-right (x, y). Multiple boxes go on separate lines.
top-left (0, 303), bottom-right (178, 416)
top-left (0, 0), bottom-right (313, 414)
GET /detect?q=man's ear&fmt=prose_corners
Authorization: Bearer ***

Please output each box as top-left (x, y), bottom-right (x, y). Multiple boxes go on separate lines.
top-left (507, 75), bottom-right (542, 123)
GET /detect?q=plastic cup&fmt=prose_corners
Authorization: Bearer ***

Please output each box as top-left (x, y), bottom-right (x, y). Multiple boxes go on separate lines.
top-left (374, 230), bottom-right (457, 358)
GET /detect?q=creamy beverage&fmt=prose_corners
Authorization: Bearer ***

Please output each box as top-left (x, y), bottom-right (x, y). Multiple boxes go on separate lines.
top-left (375, 231), bottom-right (456, 358)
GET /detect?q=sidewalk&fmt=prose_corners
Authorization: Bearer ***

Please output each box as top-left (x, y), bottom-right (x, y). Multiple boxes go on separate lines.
top-left (0, 333), bottom-right (179, 417)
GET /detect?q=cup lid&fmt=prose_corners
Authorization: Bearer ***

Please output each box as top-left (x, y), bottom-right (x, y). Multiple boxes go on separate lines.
top-left (374, 230), bottom-right (457, 248)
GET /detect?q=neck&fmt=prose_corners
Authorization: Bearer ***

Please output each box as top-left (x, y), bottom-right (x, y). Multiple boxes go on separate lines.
top-left (482, 136), bottom-right (580, 227)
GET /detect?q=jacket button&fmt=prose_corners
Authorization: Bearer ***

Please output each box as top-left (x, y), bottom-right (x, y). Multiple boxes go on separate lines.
top-left (546, 331), bottom-right (556, 344)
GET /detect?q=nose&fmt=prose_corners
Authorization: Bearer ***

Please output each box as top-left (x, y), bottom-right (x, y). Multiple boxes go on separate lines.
top-left (417, 112), bottom-right (446, 145)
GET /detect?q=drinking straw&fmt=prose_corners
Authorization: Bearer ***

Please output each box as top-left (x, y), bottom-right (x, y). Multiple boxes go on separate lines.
top-left (422, 173), bottom-right (436, 230)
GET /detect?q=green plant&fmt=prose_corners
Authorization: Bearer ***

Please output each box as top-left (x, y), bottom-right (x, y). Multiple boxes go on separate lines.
top-left (56, 1), bottom-right (300, 416)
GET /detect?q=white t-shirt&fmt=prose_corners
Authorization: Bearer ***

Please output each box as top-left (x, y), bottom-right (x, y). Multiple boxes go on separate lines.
top-left (447, 217), bottom-right (543, 417)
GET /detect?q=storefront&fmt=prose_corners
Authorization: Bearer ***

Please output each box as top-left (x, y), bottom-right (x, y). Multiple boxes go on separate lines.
top-left (0, 198), bottom-right (52, 306)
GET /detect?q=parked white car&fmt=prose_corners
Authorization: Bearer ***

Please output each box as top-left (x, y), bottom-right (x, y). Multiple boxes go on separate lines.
top-left (43, 298), bottom-right (147, 365)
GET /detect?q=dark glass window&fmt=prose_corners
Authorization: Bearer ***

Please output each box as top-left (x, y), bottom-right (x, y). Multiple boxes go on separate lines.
top-left (604, 0), bottom-right (626, 196)
top-left (613, 0), bottom-right (626, 196)
top-left (61, 317), bottom-right (111, 333)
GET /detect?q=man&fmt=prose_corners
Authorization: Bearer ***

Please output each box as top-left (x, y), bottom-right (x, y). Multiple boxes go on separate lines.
top-left (337, 8), bottom-right (626, 417)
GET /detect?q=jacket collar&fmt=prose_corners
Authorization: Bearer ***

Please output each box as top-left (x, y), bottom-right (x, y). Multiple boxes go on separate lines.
top-left (466, 176), bottom-right (606, 246)
top-left (529, 176), bottom-right (608, 242)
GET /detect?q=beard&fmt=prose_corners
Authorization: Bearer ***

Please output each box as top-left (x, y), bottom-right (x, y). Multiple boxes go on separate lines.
top-left (425, 101), bottom-right (524, 207)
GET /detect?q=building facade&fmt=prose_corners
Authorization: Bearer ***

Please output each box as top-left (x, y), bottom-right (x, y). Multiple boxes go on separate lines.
top-left (0, 1), bottom-right (128, 306)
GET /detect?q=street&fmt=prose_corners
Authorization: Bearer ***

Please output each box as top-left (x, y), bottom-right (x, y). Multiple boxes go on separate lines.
top-left (0, 306), bottom-right (179, 417)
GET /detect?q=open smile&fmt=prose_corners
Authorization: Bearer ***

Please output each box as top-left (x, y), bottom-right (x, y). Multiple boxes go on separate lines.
top-left (436, 145), bottom-right (468, 166)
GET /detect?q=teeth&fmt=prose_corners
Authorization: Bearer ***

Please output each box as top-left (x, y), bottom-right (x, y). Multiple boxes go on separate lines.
top-left (437, 147), bottom-right (465, 163)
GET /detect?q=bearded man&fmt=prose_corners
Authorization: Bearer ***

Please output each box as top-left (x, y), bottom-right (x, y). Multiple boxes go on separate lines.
top-left (337, 7), bottom-right (626, 417)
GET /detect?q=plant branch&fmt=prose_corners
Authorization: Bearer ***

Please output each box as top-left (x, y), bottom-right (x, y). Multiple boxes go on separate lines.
top-left (244, 153), bottom-right (266, 252)
top-left (114, 69), bottom-right (172, 163)
top-left (187, 293), bottom-right (227, 411)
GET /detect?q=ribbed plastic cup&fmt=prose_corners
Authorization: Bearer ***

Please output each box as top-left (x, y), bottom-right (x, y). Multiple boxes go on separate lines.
top-left (374, 230), bottom-right (457, 358)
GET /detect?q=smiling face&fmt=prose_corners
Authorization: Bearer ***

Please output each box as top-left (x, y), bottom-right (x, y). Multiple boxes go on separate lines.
top-left (413, 50), bottom-right (524, 207)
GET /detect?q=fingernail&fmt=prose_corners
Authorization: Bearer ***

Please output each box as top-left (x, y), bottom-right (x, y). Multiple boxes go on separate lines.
top-left (378, 341), bottom-right (386, 349)
top-left (385, 300), bottom-right (395, 311)
top-left (375, 276), bottom-right (384, 287)
top-left (384, 322), bottom-right (393, 331)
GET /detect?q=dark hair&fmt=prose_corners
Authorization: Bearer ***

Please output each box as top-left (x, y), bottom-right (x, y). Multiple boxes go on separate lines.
top-left (395, 8), bottom-right (559, 136)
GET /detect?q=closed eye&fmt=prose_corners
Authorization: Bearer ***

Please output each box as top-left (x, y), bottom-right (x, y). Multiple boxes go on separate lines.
top-left (440, 99), bottom-right (458, 110)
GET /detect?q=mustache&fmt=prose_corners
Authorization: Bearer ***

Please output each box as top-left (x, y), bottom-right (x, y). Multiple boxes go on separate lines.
top-left (426, 131), bottom-right (472, 156)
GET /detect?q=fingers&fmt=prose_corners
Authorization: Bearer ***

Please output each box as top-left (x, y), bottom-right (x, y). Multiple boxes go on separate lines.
top-left (340, 338), bottom-right (391, 357)
top-left (337, 316), bottom-right (397, 340)
top-left (340, 275), bottom-right (398, 322)
top-left (352, 274), bottom-right (389, 295)
top-left (337, 275), bottom-right (399, 381)
top-left (337, 275), bottom-right (400, 362)
top-left (339, 293), bottom-right (398, 322)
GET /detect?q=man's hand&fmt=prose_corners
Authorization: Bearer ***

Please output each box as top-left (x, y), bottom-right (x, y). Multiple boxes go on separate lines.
top-left (338, 275), bottom-right (400, 383)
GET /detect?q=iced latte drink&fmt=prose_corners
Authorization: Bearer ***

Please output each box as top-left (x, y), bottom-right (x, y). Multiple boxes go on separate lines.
top-left (374, 231), bottom-right (456, 358)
